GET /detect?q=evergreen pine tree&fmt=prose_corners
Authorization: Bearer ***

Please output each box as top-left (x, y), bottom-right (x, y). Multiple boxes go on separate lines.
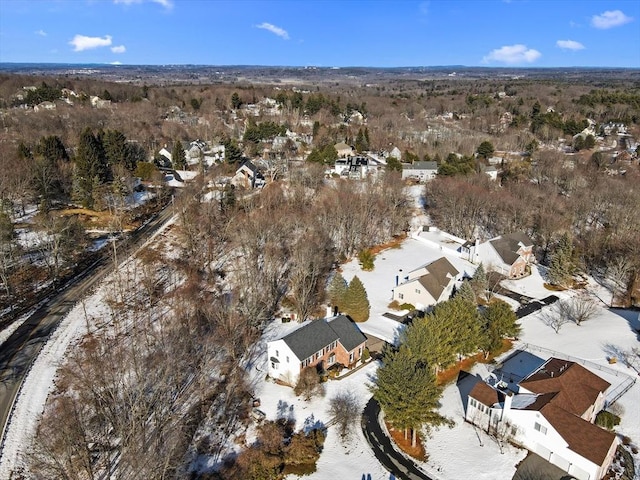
top-left (372, 346), bottom-right (447, 447)
top-left (342, 275), bottom-right (370, 322)
top-left (328, 272), bottom-right (348, 312)
top-left (479, 299), bottom-right (520, 357)
top-left (547, 232), bottom-right (575, 288)
top-left (102, 129), bottom-right (128, 169)
top-left (355, 128), bottom-right (365, 153)
top-left (471, 262), bottom-right (488, 299)
top-left (456, 280), bottom-right (476, 304)
top-left (74, 128), bottom-right (107, 209)
top-left (172, 140), bottom-right (186, 170)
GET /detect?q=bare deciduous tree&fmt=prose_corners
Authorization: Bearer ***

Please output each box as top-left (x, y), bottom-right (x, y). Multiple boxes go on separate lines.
top-left (327, 390), bottom-right (361, 441)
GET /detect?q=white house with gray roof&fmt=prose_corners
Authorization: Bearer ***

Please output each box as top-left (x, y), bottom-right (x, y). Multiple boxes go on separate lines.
top-left (401, 161), bottom-right (438, 182)
top-left (267, 315), bottom-right (367, 386)
top-left (391, 257), bottom-right (461, 309)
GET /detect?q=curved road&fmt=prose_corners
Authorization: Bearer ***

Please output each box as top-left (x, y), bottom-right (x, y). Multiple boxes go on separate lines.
top-left (0, 204), bottom-right (174, 452)
top-left (362, 398), bottom-right (434, 480)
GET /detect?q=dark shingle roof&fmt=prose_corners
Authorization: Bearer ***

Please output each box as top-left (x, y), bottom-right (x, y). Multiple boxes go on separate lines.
top-left (520, 358), bottom-right (615, 466)
top-left (469, 381), bottom-right (503, 407)
top-left (280, 315), bottom-right (366, 360)
top-left (541, 404), bottom-right (616, 466)
top-left (416, 257), bottom-right (459, 300)
top-left (327, 315), bottom-right (367, 352)
top-left (520, 359), bottom-right (610, 417)
top-left (403, 161), bottom-right (438, 171)
top-left (489, 232), bottom-right (533, 265)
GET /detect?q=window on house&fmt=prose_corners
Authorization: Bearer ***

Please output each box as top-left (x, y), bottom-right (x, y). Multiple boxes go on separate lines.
top-left (275, 350), bottom-right (279, 357)
top-left (349, 352), bottom-right (354, 363)
top-left (534, 422), bottom-right (547, 435)
top-left (415, 289), bottom-right (421, 294)
top-left (358, 346), bottom-right (362, 356)
top-left (286, 356), bottom-right (289, 363)
top-left (271, 362), bottom-right (278, 370)
top-left (398, 293), bottom-right (404, 300)
top-left (328, 353), bottom-right (336, 365)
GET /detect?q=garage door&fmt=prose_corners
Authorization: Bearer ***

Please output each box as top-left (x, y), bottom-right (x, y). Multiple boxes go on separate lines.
top-left (535, 444), bottom-right (551, 461)
top-left (550, 452), bottom-right (571, 472)
top-left (569, 464), bottom-right (590, 480)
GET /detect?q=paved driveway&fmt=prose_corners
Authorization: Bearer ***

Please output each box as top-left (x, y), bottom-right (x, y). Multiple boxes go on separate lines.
top-left (513, 452), bottom-right (576, 480)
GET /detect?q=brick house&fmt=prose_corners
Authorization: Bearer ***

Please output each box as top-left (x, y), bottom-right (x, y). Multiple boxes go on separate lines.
top-left (267, 315), bottom-right (367, 386)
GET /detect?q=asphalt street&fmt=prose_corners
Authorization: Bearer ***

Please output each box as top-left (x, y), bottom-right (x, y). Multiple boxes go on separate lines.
top-left (0, 204), bottom-right (174, 452)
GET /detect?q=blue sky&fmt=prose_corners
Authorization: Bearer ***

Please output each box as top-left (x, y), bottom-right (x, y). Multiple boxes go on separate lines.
top-left (0, 0), bottom-right (639, 67)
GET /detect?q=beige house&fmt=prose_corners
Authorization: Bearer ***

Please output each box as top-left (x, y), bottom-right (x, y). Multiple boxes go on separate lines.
top-left (392, 257), bottom-right (460, 309)
top-left (334, 142), bottom-right (354, 158)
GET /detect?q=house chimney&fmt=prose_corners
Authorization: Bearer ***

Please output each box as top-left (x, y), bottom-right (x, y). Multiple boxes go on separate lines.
top-left (503, 392), bottom-right (513, 419)
top-left (326, 305), bottom-right (333, 319)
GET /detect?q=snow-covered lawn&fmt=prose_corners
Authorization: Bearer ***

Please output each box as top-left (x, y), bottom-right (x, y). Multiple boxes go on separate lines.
top-left (252, 361), bottom-right (389, 480)
top-left (339, 237), bottom-right (476, 344)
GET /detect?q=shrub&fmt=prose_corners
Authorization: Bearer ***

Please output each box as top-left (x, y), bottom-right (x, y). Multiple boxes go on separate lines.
top-left (362, 347), bottom-right (370, 362)
top-left (294, 367), bottom-right (324, 400)
top-left (358, 249), bottom-right (375, 271)
top-left (399, 303), bottom-right (415, 311)
top-left (622, 435), bottom-right (632, 446)
top-left (596, 411), bottom-right (621, 430)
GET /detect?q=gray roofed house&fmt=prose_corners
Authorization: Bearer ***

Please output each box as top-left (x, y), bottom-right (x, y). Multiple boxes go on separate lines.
top-left (401, 161), bottom-right (438, 182)
top-left (487, 232), bottom-right (535, 278)
top-left (231, 159), bottom-right (265, 189)
top-left (267, 315), bottom-right (368, 386)
top-left (392, 256), bottom-right (461, 309)
top-left (465, 232), bottom-right (535, 278)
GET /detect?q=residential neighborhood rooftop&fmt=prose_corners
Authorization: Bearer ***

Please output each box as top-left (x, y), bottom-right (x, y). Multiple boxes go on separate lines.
top-left (278, 315), bottom-right (366, 361)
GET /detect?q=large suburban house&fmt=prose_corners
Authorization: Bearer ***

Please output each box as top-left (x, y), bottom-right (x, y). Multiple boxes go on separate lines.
top-left (232, 159), bottom-right (265, 189)
top-left (392, 257), bottom-right (461, 309)
top-left (401, 161), bottom-right (438, 182)
top-left (466, 358), bottom-right (617, 480)
top-left (267, 315), bottom-right (367, 386)
top-left (333, 156), bottom-right (372, 179)
top-left (334, 142), bottom-right (354, 158)
top-left (462, 232), bottom-right (535, 278)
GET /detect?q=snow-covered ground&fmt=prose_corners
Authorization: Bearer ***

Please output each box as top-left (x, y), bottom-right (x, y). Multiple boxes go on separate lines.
top-left (0, 287), bottom-right (109, 478)
top-left (339, 236), bottom-right (477, 344)
top-left (0, 219), bottom-right (176, 479)
top-left (2, 192), bottom-right (639, 480)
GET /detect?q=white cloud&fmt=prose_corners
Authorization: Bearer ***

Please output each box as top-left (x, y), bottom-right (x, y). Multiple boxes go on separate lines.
top-left (35, 30), bottom-right (47, 37)
top-left (110, 61), bottom-right (122, 65)
top-left (256, 22), bottom-right (289, 40)
top-left (114, 0), bottom-right (173, 9)
top-left (482, 44), bottom-right (541, 64)
top-left (556, 39), bottom-right (585, 51)
top-left (111, 45), bottom-right (126, 53)
top-left (591, 10), bottom-right (633, 29)
top-left (69, 34), bottom-right (112, 52)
